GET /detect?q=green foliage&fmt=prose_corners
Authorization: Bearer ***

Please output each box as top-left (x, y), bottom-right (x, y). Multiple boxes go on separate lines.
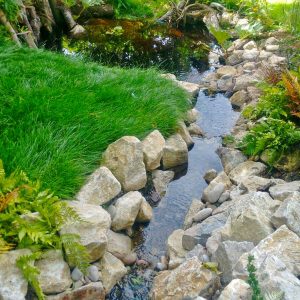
top-left (247, 255), bottom-right (263, 300)
top-left (16, 252), bottom-right (45, 300)
top-left (239, 118), bottom-right (300, 163)
top-left (209, 26), bottom-right (231, 50)
top-left (0, 44), bottom-right (189, 197)
top-left (0, 0), bottom-right (20, 21)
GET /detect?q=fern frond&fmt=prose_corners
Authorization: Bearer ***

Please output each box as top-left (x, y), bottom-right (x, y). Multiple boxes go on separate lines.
top-left (0, 236), bottom-right (15, 253)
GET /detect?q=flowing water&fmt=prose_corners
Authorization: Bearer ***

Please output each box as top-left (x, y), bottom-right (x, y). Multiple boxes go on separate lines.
top-left (64, 19), bottom-right (239, 299)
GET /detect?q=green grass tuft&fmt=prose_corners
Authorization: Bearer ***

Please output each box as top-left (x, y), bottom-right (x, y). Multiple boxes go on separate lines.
top-left (0, 45), bottom-right (189, 197)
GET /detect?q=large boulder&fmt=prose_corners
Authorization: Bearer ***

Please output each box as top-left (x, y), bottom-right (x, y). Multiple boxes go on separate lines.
top-left (76, 167), bottom-right (121, 206)
top-left (0, 249), bottom-right (31, 300)
top-left (142, 130), bottom-right (165, 171)
top-left (151, 257), bottom-right (220, 300)
top-left (107, 230), bottom-right (132, 257)
top-left (60, 202), bottom-right (111, 262)
top-left (242, 49), bottom-right (259, 62)
top-left (162, 134), bottom-right (188, 169)
top-left (269, 181), bottom-right (300, 201)
top-left (35, 250), bottom-right (72, 295)
top-left (102, 136), bottom-right (147, 191)
top-left (218, 279), bottom-right (252, 300)
top-left (233, 225), bottom-right (300, 279)
top-left (271, 192), bottom-right (300, 236)
top-left (110, 191), bottom-right (143, 231)
top-left (167, 229), bottom-right (188, 269)
top-left (217, 147), bottom-right (247, 174)
top-left (100, 252), bottom-right (127, 294)
top-left (152, 170), bottom-right (174, 197)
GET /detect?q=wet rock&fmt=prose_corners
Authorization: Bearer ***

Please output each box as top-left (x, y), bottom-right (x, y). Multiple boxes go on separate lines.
top-left (229, 161), bottom-right (267, 184)
top-left (230, 90), bottom-right (249, 109)
top-left (227, 50), bottom-right (244, 65)
top-left (193, 208), bottom-right (213, 223)
top-left (167, 229), bottom-right (188, 269)
top-left (162, 134), bottom-right (188, 169)
top-left (0, 249), bottom-right (31, 300)
top-left (233, 225), bottom-right (300, 279)
top-left (183, 199), bottom-right (205, 229)
top-left (242, 49), bottom-right (259, 62)
top-left (103, 136), bottom-right (147, 191)
top-left (271, 192), bottom-right (300, 236)
top-left (177, 121), bottom-right (194, 148)
top-left (71, 267), bottom-right (83, 281)
top-left (243, 40), bottom-right (257, 50)
top-left (100, 252), bottom-right (127, 294)
top-left (203, 169), bottom-right (218, 183)
top-left (182, 213), bottom-right (227, 250)
top-left (216, 66), bottom-right (237, 78)
top-left (202, 182), bottom-right (225, 204)
top-left (107, 230), bottom-right (132, 257)
top-left (186, 108), bottom-right (199, 123)
top-left (188, 123), bottom-right (204, 137)
top-left (87, 265), bottom-right (100, 282)
top-left (136, 198), bottom-right (153, 223)
top-left (47, 282), bottom-right (105, 300)
top-left (110, 191), bottom-right (143, 231)
top-left (218, 279), bottom-right (252, 300)
top-left (233, 74), bottom-right (258, 92)
top-left (36, 250), bottom-right (72, 294)
top-left (151, 257), bottom-right (220, 300)
top-left (177, 80), bottom-right (200, 98)
top-left (76, 166), bottom-right (121, 206)
top-left (217, 147), bottom-right (247, 174)
top-left (269, 181), bottom-right (300, 201)
top-left (212, 241), bottom-right (254, 284)
top-left (152, 170), bottom-right (175, 197)
top-left (142, 130), bottom-right (165, 171)
top-left (60, 202), bottom-right (111, 262)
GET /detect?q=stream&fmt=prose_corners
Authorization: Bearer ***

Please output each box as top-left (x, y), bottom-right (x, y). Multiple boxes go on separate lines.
top-left (64, 19), bottom-right (239, 299)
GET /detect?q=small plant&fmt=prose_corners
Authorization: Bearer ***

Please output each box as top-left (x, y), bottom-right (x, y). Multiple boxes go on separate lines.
top-left (209, 26), bottom-right (231, 52)
top-left (222, 134), bottom-right (235, 145)
top-left (247, 255), bottom-right (263, 300)
top-left (261, 63), bottom-right (283, 86)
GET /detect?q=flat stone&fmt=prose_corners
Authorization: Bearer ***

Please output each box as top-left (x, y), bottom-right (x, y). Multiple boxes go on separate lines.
top-left (217, 147), bottom-right (247, 174)
top-left (0, 249), bottom-right (31, 300)
top-left (76, 166), bottom-right (121, 206)
top-left (103, 136), bottom-right (147, 191)
top-left (240, 176), bottom-right (285, 192)
top-left (269, 181), bottom-right (300, 201)
top-left (136, 198), bottom-right (153, 223)
top-left (60, 202), bottom-right (111, 262)
top-left (268, 55), bottom-right (286, 65)
top-left (183, 199), bottom-right (205, 229)
top-left (152, 170), bottom-right (175, 197)
top-left (162, 134), bottom-right (188, 169)
top-left (142, 130), bottom-right (165, 171)
top-left (36, 250), bottom-right (72, 294)
top-left (107, 230), bottom-right (132, 257)
top-left (266, 44), bottom-right (279, 52)
top-left (218, 279), bottom-right (252, 300)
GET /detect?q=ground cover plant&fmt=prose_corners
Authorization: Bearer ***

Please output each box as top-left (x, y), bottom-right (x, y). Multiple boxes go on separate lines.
top-left (0, 44), bottom-right (189, 198)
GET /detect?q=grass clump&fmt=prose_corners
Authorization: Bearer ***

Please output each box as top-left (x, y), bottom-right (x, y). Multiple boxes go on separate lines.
top-left (0, 44), bottom-right (189, 197)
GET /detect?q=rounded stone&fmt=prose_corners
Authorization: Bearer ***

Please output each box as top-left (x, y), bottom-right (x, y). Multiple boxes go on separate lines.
top-left (71, 267), bottom-right (84, 281)
top-left (87, 265), bottom-right (100, 282)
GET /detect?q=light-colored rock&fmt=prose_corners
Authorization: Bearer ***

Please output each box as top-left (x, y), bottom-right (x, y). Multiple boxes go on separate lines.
top-left (227, 39), bottom-right (248, 52)
top-left (110, 191), bottom-right (143, 231)
top-left (177, 121), bottom-right (194, 148)
top-left (47, 282), bottom-right (105, 300)
top-left (162, 134), bottom-right (188, 169)
top-left (233, 225), bottom-right (300, 279)
top-left (218, 279), bottom-right (252, 300)
top-left (212, 171), bottom-right (232, 190)
top-left (230, 90), bottom-right (249, 109)
top-left (136, 198), bottom-right (153, 223)
top-left (87, 265), bottom-right (100, 282)
top-left (243, 62), bottom-right (256, 72)
top-left (233, 74), bottom-right (258, 92)
top-left (36, 250), bottom-right (72, 294)
top-left (259, 50), bottom-right (273, 59)
top-left (217, 76), bottom-right (233, 92)
top-left (269, 181), bottom-right (300, 201)
top-left (142, 130), bottom-right (165, 171)
top-left (103, 136), bottom-right (147, 191)
top-left (185, 244), bottom-right (208, 262)
top-left (212, 241), bottom-right (254, 284)
top-left (188, 123), bottom-right (204, 137)
top-left (0, 249), bottom-right (31, 300)
top-left (183, 213), bottom-right (227, 250)
top-left (107, 230), bottom-right (132, 257)
top-left (206, 228), bottom-right (223, 256)
top-left (70, 25), bottom-right (86, 38)
top-left (227, 50), bottom-right (244, 66)
top-left (268, 55), bottom-right (286, 65)
top-left (100, 252), bottom-right (127, 294)
top-left (193, 208), bottom-right (213, 223)
top-left (218, 191), bottom-right (230, 203)
top-left (240, 176), bottom-right (284, 192)
top-left (71, 267), bottom-right (83, 281)
top-left (204, 169), bottom-right (218, 183)
top-left (60, 202), bottom-right (111, 262)
top-left (217, 147), bottom-right (247, 174)
top-left (161, 73), bottom-right (176, 81)
top-left (152, 170), bottom-right (174, 197)
top-left (176, 80), bottom-right (200, 97)
top-left (186, 108), bottom-right (199, 123)
top-left (202, 181), bottom-right (225, 204)
top-left (247, 86), bottom-right (262, 101)
top-left (183, 199), bottom-right (205, 229)
top-left (216, 66), bottom-right (237, 78)
top-left (236, 18), bottom-right (250, 30)
top-left (151, 257), bottom-right (220, 300)
top-left (271, 192), bottom-right (300, 236)
top-left (167, 229), bottom-right (188, 269)
top-left (265, 37), bottom-right (279, 46)
top-left (243, 40), bottom-right (257, 50)
top-left (242, 49), bottom-right (259, 62)
top-left (229, 161), bottom-right (267, 184)
top-left (266, 44), bottom-right (279, 52)
top-left (76, 167), bottom-right (121, 206)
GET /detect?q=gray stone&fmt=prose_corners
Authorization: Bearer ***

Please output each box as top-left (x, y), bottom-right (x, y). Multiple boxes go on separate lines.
top-left (35, 250), bottom-right (72, 294)
top-left (247, 86), bottom-right (262, 101)
top-left (103, 136), bottom-right (147, 191)
top-left (266, 44), bottom-right (279, 52)
top-left (202, 182), bottom-right (225, 204)
top-left (242, 49), bottom-right (259, 61)
top-left (183, 199), bottom-right (205, 229)
top-left (0, 249), bottom-right (31, 300)
top-left (217, 76), bottom-right (233, 92)
top-left (152, 170), bottom-right (175, 197)
top-left (87, 265), bottom-right (100, 282)
top-left (243, 40), bottom-right (257, 50)
top-left (107, 230), bottom-right (132, 257)
top-left (227, 39), bottom-right (248, 52)
top-left (136, 198), bottom-right (153, 223)
top-left (230, 90), bottom-right (249, 109)
top-left (259, 50), bottom-right (273, 60)
top-left (203, 169), bottom-right (218, 183)
top-left (110, 191), bottom-right (143, 231)
top-left (243, 62), bottom-right (256, 72)
top-left (269, 181), bottom-right (300, 201)
top-left (218, 191), bottom-right (230, 203)
top-left (218, 279), bottom-right (252, 300)
top-left (162, 134), bottom-right (188, 169)
top-left (71, 267), bottom-right (83, 281)
top-left (240, 176), bottom-right (285, 192)
top-left (217, 147), bottom-right (247, 174)
top-left (177, 121), bottom-right (194, 148)
top-left (193, 208), bottom-right (213, 223)
top-left (227, 50), bottom-right (244, 65)
top-left (216, 66), bottom-right (237, 78)
top-left (185, 244), bottom-right (208, 262)
top-left (60, 202), bottom-right (111, 262)
top-left (268, 55), bottom-right (286, 65)
top-left (142, 130), bottom-right (165, 171)
top-left (212, 171), bottom-right (232, 190)
top-left (265, 37), bottom-right (279, 46)
top-left (206, 229), bottom-right (223, 256)
top-left (233, 74), bottom-right (258, 92)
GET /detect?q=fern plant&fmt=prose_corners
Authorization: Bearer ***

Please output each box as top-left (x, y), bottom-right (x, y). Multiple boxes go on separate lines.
top-left (247, 255), bottom-right (264, 300)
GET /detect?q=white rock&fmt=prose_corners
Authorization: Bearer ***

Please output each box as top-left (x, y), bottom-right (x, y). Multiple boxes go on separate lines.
top-left (103, 136), bottom-right (147, 191)
top-left (142, 130), bottom-right (165, 171)
top-left (269, 181), bottom-right (300, 201)
top-left (152, 170), bottom-right (174, 197)
top-left (202, 182), bottom-right (225, 204)
top-left (233, 74), bottom-right (258, 92)
top-left (265, 37), bottom-right (279, 46)
top-left (259, 50), bottom-right (273, 59)
top-left (266, 44), bottom-right (279, 52)
top-left (218, 279), bottom-right (252, 300)
top-left (268, 55), bottom-right (286, 65)
top-left (217, 147), bottom-right (247, 174)
top-left (76, 167), bottom-right (121, 206)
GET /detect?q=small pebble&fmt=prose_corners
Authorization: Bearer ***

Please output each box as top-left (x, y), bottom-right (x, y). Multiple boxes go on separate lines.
top-left (71, 267), bottom-right (83, 281)
top-left (87, 265), bottom-right (100, 282)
